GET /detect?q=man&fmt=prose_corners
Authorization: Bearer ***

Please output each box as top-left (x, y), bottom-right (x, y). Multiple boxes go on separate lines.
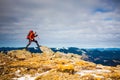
top-left (25, 30), bottom-right (40, 50)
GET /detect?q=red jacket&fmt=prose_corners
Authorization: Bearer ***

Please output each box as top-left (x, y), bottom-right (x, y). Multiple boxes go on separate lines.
top-left (27, 30), bottom-right (36, 41)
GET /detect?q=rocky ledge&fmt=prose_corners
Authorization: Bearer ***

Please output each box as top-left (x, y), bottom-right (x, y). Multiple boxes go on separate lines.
top-left (0, 46), bottom-right (120, 80)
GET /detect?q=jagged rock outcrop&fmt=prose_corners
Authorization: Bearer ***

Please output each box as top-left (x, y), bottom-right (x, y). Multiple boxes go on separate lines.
top-left (0, 46), bottom-right (120, 80)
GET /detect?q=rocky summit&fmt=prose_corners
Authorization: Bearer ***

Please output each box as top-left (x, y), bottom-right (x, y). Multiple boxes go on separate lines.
top-left (0, 46), bottom-right (120, 80)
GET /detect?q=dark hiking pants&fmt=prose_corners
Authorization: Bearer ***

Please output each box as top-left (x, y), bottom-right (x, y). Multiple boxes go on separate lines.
top-left (25, 39), bottom-right (40, 50)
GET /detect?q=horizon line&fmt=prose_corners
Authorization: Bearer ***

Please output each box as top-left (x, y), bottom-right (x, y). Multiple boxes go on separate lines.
top-left (0, 46), bottom-right (120, 49)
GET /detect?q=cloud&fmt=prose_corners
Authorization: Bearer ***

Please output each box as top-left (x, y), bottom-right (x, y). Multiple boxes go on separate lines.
top-left (0, 0), bottom-right (120, 47)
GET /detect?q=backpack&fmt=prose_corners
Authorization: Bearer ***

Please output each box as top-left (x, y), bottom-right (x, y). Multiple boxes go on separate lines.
top-left (27, 30), bottom-right (34, 40)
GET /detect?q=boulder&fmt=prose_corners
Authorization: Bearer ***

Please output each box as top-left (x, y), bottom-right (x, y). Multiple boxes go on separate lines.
top-left (40, 46), bottom-right (54, 54)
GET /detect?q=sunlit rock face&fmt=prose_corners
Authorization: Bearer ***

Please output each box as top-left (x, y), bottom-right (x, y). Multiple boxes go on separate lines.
top-left (40, 46), bottom-right (54, 54)
top-left (0, 46), bottom-right (120, 80)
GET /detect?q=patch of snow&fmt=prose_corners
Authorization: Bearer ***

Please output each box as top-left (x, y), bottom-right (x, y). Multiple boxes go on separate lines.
top-left (77, 69), bottom-right (111, 74)
top-left (37, 71), bottom-right (49, 76)
top-left (56, 48), bottom-right (60, 50)
top-left (16, 70), bottom-right (21, 73)
top-left (13, 74), bottom-right (36, 80)
top-left (113, 60), bottom-right (120, 63)
top-left (13, 71), bottom-right (50, 80)
top-left (15, 70), bottom-right (21, 76)
top-left (91, 74), bottom-right (104, 78)
top-left (34, 47), bottom-right (37, 50)
top-left (81, 50), bottom-right (86, 54)
top-left (76, 69), bottom-right (111, 78)
top-left (76, 49), bottom-right (81, 52)
top-left (63, 47), bottom-right (68, 50)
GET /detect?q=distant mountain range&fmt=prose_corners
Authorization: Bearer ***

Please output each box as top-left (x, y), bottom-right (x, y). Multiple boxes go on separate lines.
top-left (0, 47), bottom-right (120, 66)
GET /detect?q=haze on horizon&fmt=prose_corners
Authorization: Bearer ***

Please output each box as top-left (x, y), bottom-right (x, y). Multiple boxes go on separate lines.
top-left (0, 0), bottom-right (120, 48)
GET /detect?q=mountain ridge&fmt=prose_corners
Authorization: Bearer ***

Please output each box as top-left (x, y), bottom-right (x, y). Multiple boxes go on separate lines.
top-left (0, 46), bottom-right (120, 80)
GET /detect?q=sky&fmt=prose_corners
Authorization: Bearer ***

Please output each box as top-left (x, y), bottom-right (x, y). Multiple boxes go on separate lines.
top-left (0, 0), bottom-right (120, 48)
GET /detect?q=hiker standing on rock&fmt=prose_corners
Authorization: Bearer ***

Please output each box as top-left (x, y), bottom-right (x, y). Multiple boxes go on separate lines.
top-left (25, 30), bottom-right (40, 50)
